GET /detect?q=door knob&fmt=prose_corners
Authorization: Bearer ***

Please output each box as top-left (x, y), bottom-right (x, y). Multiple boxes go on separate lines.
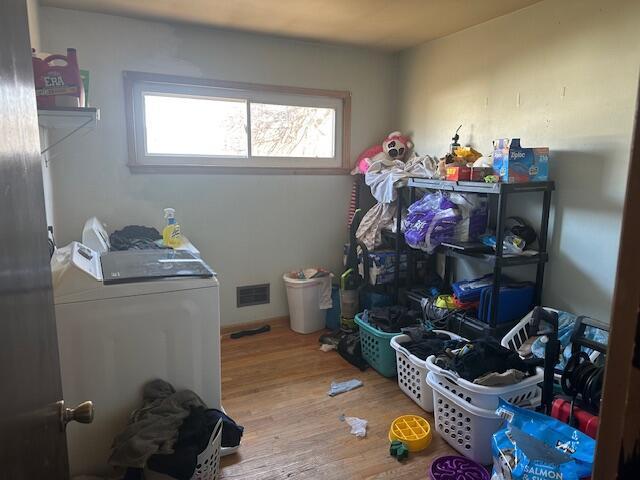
top-left (59, 400), bottom-right (94, 431)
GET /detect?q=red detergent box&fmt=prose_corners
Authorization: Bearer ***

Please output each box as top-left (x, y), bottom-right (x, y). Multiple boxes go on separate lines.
top-left (493, 138), bottom-right (549, 183)
top-left (445, 165), bottom-right (471, 181)
top-left (33, 48), bottom-right (85, 108)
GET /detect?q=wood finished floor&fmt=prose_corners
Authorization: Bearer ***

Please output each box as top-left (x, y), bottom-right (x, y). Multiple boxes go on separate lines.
top-left (219, 322), bottom-right (457, 479)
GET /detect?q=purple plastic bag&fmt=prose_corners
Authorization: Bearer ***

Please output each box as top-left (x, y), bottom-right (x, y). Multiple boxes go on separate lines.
top-left (404, 192), bottom-right (487, 253)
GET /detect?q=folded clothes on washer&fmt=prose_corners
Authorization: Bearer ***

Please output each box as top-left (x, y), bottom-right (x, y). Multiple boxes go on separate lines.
top-left (434, 337), bottom-right (543, 384)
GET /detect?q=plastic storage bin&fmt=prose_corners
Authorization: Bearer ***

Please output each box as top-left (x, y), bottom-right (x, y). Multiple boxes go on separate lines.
top-left (283, 273), bottom-right (327, 334)
top-left (146, 419), bottom-right (223, 480)
top-left (390, 331), bottom-right (467, 412)
top-left (354, 313), bottom-right (399, 377)
top-left (427, 372), bottom-right (506, 465)
top-left (425, 356), bottom-right (542, 411)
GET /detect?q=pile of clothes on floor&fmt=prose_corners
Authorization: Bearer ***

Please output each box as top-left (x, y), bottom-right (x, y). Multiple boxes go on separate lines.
top-left (433, 337), bottom-right (543, 386)
top-left (110, 379), bottom-right (243, 480)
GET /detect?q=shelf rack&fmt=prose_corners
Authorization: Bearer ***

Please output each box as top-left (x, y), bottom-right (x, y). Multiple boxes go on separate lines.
top-left (38, 106), bottom-right (100, 155)
top-left (394, 177), bottom-right (555, 338)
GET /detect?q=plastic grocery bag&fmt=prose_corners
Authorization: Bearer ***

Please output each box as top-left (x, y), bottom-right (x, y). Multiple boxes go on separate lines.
top-left (340, 415), bottom-right (368, 438)
top-left (491, 399), bottom-right (595, 480)
top-left (404, 191), bottom-right (487, 253)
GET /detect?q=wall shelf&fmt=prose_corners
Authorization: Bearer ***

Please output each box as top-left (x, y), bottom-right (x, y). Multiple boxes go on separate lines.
top-left (38, 106), bottom-right (100, 154)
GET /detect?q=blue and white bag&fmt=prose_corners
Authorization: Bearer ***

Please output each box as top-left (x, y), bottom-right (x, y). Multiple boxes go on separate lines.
top-left (491, 399), bottom-right (595, 480)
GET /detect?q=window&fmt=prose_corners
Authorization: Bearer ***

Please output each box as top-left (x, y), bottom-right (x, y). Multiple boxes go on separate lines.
top-left (124, 71), bottom-right (351, 173)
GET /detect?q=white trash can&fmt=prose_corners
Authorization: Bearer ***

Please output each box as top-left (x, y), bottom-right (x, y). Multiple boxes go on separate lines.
top-left (283, 273), bottom-right (327, 334)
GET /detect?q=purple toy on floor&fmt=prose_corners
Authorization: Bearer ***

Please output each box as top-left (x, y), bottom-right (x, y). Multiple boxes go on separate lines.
top-left (429, 455), bottom-right (490, 480)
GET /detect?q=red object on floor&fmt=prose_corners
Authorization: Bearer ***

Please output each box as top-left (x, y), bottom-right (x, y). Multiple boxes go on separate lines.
top-left (551, 398), bottom-right (599, 439)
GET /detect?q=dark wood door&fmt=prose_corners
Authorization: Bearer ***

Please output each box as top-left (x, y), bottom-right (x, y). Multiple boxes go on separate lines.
top-left (0, 0), bottom-right (69, 478)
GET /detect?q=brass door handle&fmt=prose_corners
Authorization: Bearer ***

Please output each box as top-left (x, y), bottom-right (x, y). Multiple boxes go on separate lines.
top-left (59, 400), bottom-right (94, 431)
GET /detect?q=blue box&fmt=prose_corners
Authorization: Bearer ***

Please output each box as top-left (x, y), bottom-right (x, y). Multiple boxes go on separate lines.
top-left (493, 138), bottom-right (549, 183)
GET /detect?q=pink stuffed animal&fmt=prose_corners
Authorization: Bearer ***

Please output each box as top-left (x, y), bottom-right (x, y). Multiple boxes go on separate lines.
top-left (354, 131), bottom-right (413, 174)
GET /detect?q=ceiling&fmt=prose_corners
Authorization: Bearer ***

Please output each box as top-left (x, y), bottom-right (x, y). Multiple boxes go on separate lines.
top-left (42, 0), bottom-right (542, 51)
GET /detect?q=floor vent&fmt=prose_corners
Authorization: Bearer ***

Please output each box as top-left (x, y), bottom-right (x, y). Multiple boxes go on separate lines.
top-left (236, 284), bottom-right (270, 307)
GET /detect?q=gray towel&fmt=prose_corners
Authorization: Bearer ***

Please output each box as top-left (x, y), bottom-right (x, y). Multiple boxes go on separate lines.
top-left (109, 379), bottom-right (206, 468)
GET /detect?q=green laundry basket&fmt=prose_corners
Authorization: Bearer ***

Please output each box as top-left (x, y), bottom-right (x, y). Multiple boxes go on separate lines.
top-left (355, 313), bottom-right (399, 377)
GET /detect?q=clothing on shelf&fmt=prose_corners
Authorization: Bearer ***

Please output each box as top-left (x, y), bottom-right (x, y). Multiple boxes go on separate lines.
top-left (364, 155), bottom-right (438, 204)
top-left (109, 225), bottom-right (164, 251)
top-left (355, 202), bottom-right (399, 251)
top-left (434, 337), bottom-right (543, 383)
top-left (365, 159), bottom-right (410, 203)
top-left (404, 153), bottom-right (438, 179)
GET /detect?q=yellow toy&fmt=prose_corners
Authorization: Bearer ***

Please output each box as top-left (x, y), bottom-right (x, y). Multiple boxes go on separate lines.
top-left (388, 415), bottom-right (432, 452)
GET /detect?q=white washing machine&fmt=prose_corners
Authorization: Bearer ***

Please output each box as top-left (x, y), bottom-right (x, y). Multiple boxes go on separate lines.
top-left (53, 242), bottom-right (222, 477)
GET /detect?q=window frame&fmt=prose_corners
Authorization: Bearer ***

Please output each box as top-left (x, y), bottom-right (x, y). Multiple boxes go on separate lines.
top-left (123, 71), bottom-right (351, 174)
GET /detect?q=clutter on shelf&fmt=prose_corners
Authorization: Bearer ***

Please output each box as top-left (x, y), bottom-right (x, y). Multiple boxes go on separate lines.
top-left (404, 191), bottom-right (488, 253)
top-left (355, 202), bottom-right (400, 251)
top-left (321, 126), bottom-right (602, 478)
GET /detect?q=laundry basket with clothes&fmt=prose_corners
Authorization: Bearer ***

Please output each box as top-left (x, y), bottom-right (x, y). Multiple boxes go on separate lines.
top-left (110, 379), bottom-right (243, 480)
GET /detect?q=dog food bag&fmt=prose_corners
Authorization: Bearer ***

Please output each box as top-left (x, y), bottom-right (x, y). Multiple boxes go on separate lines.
top-left (491, 399), bottom-right (595, 480)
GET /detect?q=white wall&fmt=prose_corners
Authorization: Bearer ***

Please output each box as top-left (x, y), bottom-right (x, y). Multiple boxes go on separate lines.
top-left (398, 0), bottom-right (640, 322)
top-left (40, 7), bottom-right (397, 326)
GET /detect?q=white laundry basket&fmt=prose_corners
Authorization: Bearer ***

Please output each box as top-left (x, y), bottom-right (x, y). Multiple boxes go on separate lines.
top-left (390, 331), bottom-right (467, 412)
top-left (145, 418), bottom-right (223, 480)
top-left (425, 356), bottom-right (542, 411)
top-left (283, 273), bottom-right (327, 334)
top-left (501, 307), bottom-right (560, 352)
top-left (500, 307), bottom-right (600, 387)
top-left (428, 372), bottom-right (507, 465)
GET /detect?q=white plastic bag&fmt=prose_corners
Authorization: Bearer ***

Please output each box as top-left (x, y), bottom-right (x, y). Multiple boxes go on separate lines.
top-left (343, 416), bottom-right (368, 438)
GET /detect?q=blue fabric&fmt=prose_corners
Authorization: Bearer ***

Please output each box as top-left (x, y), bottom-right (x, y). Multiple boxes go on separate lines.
top-left (530, 311), bottom-right (608, 369)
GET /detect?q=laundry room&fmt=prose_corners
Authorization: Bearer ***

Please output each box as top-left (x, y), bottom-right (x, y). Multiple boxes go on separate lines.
top-left (2, 0), bottom-right (640, 479)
